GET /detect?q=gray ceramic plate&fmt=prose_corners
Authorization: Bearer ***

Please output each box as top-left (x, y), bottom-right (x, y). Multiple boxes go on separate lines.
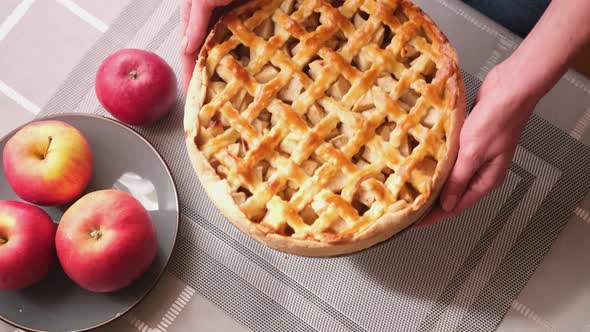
top-left (0, 114), bottom-right (179, 332)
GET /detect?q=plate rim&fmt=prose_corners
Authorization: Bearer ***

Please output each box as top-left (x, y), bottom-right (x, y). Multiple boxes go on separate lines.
top-left (0, 113), bottom-right (180, 332)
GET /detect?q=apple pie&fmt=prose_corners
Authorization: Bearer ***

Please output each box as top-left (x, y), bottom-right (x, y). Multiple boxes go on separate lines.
top-left (184, 0), bottom-right (465, 256)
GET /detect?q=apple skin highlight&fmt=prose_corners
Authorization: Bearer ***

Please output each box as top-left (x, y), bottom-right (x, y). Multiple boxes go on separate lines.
top-left (95, 49), bottom-right (178, 126)
top-left (56, 189), bottom-right (157, 293)
top-left (3, 120), bottom-right (93, 206)
top-left (0, 200), bottom-right (56, 290)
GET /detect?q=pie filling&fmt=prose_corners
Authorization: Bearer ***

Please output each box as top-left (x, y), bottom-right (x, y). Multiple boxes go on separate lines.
top-left (193, 0), bottom-right (458, 242)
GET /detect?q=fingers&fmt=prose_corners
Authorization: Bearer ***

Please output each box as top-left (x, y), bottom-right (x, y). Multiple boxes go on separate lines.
top-left (447, 155), bottom-right (508, 213)
top-left (180, 1), bottom-right (213, 94)
top-left (181, 0), bottom-right (191, 40)
top-left (415, 206), bottom-right (446, 228)
top-left (181, 0), bottom-right (234, 93)
top-left (181, 0), bottom-right (195, 93)
top-left (450, 186), bottom-right (487, 214)
top-left (467, 155), bottom-right (509, 197)
top-left (182, 52), bottom-right (199, 94)
top-left (417, 187), bottom-right (487, 228)
top-left (416, 186), bottom-right (482, 227)
top-left (184, 2), bottom-right (214, 55)
top-left (444, 156), bottom-right (508, 214)
top-left (439, 144), bottom-right (485, 212)
top-left (418, 156), bottom-right (509, 228)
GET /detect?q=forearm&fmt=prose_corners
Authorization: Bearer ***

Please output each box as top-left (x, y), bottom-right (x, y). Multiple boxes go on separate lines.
top-left (503, 0), bottom-right (590, 101)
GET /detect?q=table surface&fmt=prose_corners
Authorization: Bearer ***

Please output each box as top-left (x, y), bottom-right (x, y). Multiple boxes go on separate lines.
top-left (1, 1), bottom-right (590, 332)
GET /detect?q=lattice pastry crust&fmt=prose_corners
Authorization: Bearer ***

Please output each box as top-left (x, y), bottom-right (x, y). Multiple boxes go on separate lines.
top-left (184, 0), bottom-right (465, 256)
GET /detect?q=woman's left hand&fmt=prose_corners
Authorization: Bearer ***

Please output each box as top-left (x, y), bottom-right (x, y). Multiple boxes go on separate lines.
top-left (419, 61), bottom-right (539, 227)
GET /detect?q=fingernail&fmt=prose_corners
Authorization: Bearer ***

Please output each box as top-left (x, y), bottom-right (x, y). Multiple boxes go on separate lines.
top-left (181, 35), bottom-right (188, 54)
top-left (442, 195), bottom-right (457, 212)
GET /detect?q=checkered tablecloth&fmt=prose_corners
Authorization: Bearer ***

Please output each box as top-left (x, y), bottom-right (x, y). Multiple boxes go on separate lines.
top-left (1, 1), bottom-right (590, 331)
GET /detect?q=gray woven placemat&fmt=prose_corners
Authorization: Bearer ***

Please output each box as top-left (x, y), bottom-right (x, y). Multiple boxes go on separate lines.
top-left (36, 0), bottom-right (590, 331)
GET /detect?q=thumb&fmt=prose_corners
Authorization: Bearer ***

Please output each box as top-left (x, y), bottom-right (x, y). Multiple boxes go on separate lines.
top-left (439, 144), bottom-right (485, 212)
top-left (183, 1), bottom-right (215, 55)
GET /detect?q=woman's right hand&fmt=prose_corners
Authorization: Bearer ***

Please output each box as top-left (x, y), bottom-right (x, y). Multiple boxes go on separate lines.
top-left (181, 0), bottom-right (234, 93)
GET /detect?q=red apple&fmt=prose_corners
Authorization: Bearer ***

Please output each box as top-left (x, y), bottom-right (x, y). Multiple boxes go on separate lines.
top-left (56, 189), bottom-right (157, 292)
top-left (0, 200), bottom-right (56, 289)
top-left (3, 120), bottom-right (93, 206)
top-left (95, 49), bottom-right (178, 126)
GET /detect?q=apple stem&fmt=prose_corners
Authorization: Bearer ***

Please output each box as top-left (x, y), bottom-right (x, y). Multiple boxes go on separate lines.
top-left (42, 136), bottom-right (53, 160)
top-left (128, 70), bottom-right (139, 80)
top-left (0, 237), bottom-right (6, 245)
top-left (90, 229), bottom-right (102, 241)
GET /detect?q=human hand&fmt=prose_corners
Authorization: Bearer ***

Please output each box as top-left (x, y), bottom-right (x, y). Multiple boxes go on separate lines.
top-left (418, 0), bottom-right (590, 227)
top-left (419, 61), bottom-right (540, 227)
top-left (181, 0), bottom-right (234, 93)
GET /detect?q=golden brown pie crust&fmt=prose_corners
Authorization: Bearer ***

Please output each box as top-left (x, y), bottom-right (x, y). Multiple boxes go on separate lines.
top-left (184, 0), bottom-right (465, 256)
